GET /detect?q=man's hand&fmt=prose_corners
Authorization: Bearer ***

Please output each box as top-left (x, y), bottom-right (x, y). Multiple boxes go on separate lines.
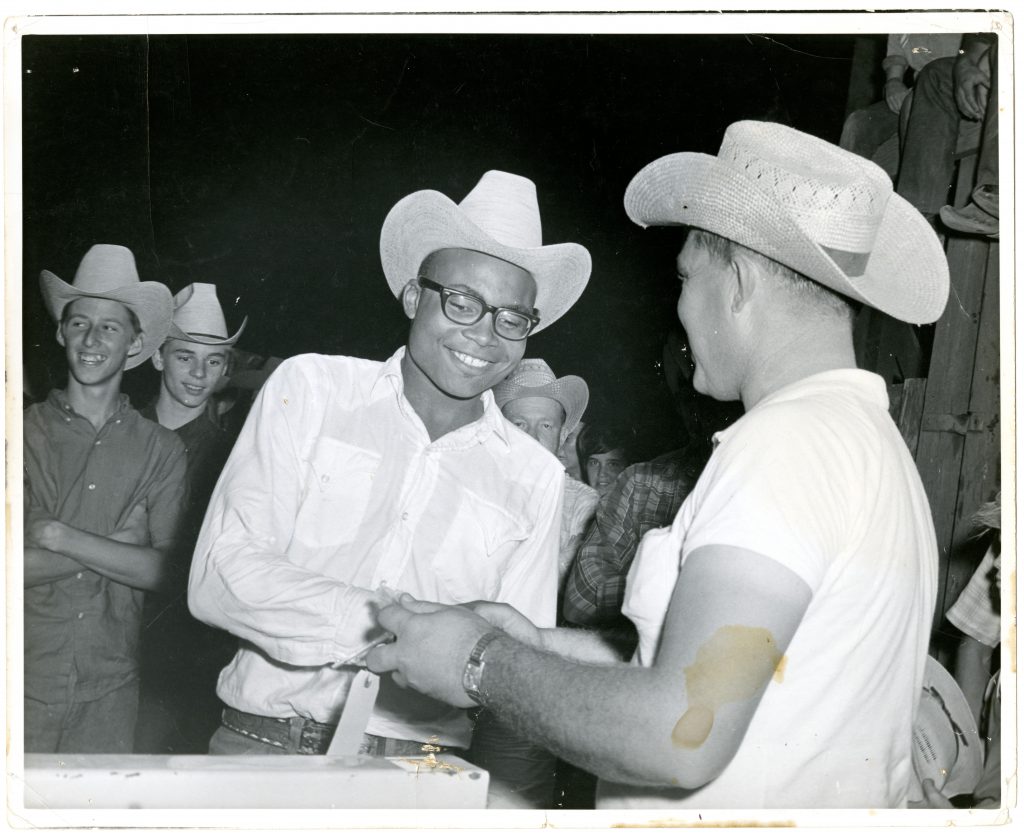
top-left (26, 516), bottom-right (66, 553)
top-left (884, 78), bottom-right (910, 114)
top-left (463, 600), bottom-right (543, 649)
top-left (366, 594), bottom-right (496, 709)
top-left (953, 53), bottom-right (991, 121)
top-left (109, 503), bottom-right (150, 546)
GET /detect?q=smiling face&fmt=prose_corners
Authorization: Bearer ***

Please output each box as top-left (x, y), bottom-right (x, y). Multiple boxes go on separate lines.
top-left (153, 338), bottom-right (229, 415)
top-left (586, 449), bottom-right (628, 496)
top-left (402, 248), bottom-right (537, 410)
top-left (501, 396), bottom-right (565, 454)
top-left (58, 296), bottom-right (142, 391)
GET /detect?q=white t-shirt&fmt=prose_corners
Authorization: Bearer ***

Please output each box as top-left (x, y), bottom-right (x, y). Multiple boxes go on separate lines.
top-left (598, 370), bottom-right (937, 809)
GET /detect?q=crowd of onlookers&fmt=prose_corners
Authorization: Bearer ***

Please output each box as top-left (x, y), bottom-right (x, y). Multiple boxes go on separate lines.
top-left (22, 36), bottom-right (1002, 810)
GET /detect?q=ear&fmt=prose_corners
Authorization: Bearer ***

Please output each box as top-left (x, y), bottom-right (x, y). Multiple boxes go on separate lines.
top-left (401, 280), bottom-right (422, 321)
top-left (728, 251), bottom-right (758, 315)
top-left (151, 347), bottom-right (165, 372)
top-left (126, 332), bottom-right (144, 360)
top-left (55, 322), bottom-right (66, 348)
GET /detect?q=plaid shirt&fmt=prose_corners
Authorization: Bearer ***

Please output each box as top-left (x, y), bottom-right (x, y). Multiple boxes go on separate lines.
top-left (562, 445), bottom-right (707, 626)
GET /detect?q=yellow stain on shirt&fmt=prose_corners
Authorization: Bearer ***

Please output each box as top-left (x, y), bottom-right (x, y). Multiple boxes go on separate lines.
top-left (672, 625), bottom-right (784, 749)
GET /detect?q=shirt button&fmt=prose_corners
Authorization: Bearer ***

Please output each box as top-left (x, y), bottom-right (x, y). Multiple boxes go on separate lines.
top-left (115, 419), bottom-right (121, 425)
top-left (87, 483), bottom-right (96, 490)
top-left (77, 612), bottom-right (85, 619)
top-left (94, 440), bottom-right (101, 446)
top-left (401, 511), bottom-right (409, 522)
top-left (76, 572), bottom-right (83, 579)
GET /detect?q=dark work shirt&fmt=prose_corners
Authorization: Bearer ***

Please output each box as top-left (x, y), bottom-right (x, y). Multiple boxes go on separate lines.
top-left (139, 401), bottom-right (233, 539)
top-left (23, 390), bottom-right (188, 703)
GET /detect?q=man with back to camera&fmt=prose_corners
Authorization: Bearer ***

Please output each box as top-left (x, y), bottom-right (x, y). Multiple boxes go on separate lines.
top-left (188, 170), bottom-right (591, 757)
top-left (23, 243), bottom-right (188, 753)
top-left (366, 121), bottom-right (949, 808)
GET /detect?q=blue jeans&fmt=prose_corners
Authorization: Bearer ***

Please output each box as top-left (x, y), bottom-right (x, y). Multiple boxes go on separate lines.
top-left (24, 680), bottom-right (140, 753)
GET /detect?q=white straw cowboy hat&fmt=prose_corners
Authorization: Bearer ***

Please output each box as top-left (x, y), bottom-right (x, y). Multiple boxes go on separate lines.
top-left (494, 358), bottom-right (589, 444)
top-left (623, 120), bottom-right (950, 325)
top-left (380, 170), bottom-right (591, 333)
top-left (167, 283), bottom-right (247, 346)
top-left (909, 655), bottom-right (985, 801)
top-left (40, 244), bottom-right (173, 369)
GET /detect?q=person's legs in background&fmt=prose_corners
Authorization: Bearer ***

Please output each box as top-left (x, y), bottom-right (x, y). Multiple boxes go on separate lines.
top-left (896, 56), bottom-right (962, 221)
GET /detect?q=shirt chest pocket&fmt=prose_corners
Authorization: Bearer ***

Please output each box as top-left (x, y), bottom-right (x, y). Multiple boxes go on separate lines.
top-left (432, 492), bottom-right (531, 602)
top-left (293, 438), bottom-right (381, 548)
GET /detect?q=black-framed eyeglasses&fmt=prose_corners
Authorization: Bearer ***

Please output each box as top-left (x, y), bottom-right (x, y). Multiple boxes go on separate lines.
top-left (418, 277), bottom-right (540, 341)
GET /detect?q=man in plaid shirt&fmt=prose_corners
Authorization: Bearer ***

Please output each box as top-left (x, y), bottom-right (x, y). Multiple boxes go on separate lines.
top-left (562, 447), bottom-right (702, 630)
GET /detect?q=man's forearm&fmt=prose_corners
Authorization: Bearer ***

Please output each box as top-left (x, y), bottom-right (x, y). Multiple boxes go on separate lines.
top-left (479, 635), bottom-right (716, 788)
top-left (54, 525), bottom-right (170, 591)
top-left (538, 624), bottom-right (632, 664)
top-left (24, 546), bottom-right (83, 588)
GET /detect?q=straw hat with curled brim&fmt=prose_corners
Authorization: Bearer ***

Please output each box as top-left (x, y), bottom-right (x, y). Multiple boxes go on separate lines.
top-left (623, 120), bottom-right (950, 325)
top-left (909, 655), bottom-right (985, 802)
top-left (40, 244), bottom-right (173, 369)
top-left (493, 358), bottom-right (589, 445)
top-left (380, 170), bottom-right (591, 333)
top-left (167, 283), bottom-right (247, 346)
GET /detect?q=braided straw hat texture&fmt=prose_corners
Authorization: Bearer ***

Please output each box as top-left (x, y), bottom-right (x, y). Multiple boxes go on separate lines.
top-left (380, 170), bottom-right (591, 333)
top-left (624, 121), bottom-right (949, 324)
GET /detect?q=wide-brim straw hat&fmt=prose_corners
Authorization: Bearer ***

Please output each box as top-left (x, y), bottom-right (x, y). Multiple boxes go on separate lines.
top-left (493, 358), bottom-right (589, 444)
top-left (909, 655), bottom-right (985, 801)
top-left (167, 282), bottom-right (247, 346)
top-left (40, 244), bottom-right (173, 369)
top-left (380, 170), bottom-right (591, 333)
top-left (623, 120), bottom-right (950, 325)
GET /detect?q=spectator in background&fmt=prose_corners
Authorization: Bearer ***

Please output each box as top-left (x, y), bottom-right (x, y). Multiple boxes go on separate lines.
top-left (577, 423), bottom-right (632, 499)
top-left (494, 359), bottom-right (598, 591)
top-left (135, 283), bottom-right (247, 754)
top-left (938, 37), bottom-right (999, 238)
top-left (897, 33), bottom-right (998, 227)
top-left (24, 244), bottom-right (187, 753)
top-left (840, 33), bottom-right (961, 179)
top-left (563, 330), bottom-right (741, 632)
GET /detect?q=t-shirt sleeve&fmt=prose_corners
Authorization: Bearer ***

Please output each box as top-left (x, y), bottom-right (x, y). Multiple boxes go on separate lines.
top-left (682, 406), bottom-right (849, 592)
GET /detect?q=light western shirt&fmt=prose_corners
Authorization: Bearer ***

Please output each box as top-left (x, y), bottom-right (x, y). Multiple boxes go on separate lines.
top-left (188, 348), bottom-right (562, 746)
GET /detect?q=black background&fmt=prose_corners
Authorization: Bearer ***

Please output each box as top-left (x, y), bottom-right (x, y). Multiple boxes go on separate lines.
top-left (21, 31), bottom-right (859, 458)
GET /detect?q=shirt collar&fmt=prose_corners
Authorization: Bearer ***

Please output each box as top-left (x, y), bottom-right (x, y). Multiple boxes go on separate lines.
top-left (710, 368), bottom-right (888, 448)
top-left (374, 346), bottom-right (513, 449)
top-left (48, 388), bottom-right (132, 422)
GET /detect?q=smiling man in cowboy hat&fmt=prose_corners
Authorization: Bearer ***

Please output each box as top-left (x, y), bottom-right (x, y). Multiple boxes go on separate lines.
top-left (23, 243), bottom-right (188, 753)
top-left (366, 121), bottom-right (950, 808)
top-left (188, 170), bottom-right (590, 758)
top-left (134, 283), bottom-right (247, 754)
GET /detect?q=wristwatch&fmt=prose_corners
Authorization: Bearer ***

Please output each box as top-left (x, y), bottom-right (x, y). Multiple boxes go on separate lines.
top-left (462, 631), bottom-right (503, 705)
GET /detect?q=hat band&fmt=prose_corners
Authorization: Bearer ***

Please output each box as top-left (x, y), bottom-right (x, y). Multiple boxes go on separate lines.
top-left (186, 331), bottom-right (229, 340)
